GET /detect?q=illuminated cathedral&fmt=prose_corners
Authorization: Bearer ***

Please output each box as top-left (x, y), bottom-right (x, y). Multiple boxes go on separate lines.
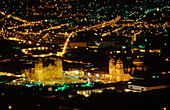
top-left (109, 58), bottom-right (131, 82)
top-left (23, 57), bottom-right (63, 82)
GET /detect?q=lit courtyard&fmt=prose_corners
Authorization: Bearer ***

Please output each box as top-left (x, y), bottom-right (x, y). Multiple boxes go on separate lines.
top-left (34, 76), bottom-right (87, 85)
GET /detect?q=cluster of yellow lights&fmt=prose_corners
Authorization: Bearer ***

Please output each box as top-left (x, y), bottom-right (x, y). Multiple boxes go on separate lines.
top-left (1, 11), bottom-right (167, 38)
top-left (1, 13), bottom-right (167, 57)
top-left (61, 16), bottom-right (121, 56)
top-left (8, 37), bottom-right (32, 44)
top-left (14, 23), bottom-right (66, 36)
top-left (19, 16), bottom-right (121, 57)
top-left (149, 49), bottom-right (161, 53)
top-left (0, 72), bottom-right (14, 77)
top-left (32, 53), bottom-right (54, 58)
top-left (0, 11), bottom-right (27, 23)
top-left (102, 27), bottom-right (124, 37)
top-left (7, 21), bottom-right (42, 30)
top-left (21, 47), bottom-right (49, 55)
top-left (63, 59), bottom-right (91, 65)
top-left (0, 72), bottom-right (24, 78)
top-left (0, 4), bottom-right (169, 57)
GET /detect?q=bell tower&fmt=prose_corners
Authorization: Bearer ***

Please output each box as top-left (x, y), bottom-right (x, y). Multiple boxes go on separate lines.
top-left (109, 58), bottom-right (116, 80)
top-left (34, 58), bottom-right (44, 81)
top-left (35, 58), bottom-right (43, 69)
top-left (116, 58), bottom-right (123, 69)
top-left (115, 58), bottom-right (124, 81)
top-left (55, 57), bottom-right (63, 79)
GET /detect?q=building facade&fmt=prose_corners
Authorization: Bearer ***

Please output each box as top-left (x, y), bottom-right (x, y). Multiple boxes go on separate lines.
top-left (127, 84), bottom-right (169, 92)
top-left (23, 57), bottom-right (63, 82)
top-left (109, 58), bottom-right (131, 82)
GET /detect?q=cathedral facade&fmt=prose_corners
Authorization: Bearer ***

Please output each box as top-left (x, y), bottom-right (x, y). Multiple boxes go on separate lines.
top-left (109, 58), bottom-right (131, 82)
top-left (23, 57), bottom-right (63, 82)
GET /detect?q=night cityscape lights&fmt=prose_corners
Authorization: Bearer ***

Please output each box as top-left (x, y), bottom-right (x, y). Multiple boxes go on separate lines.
top-left (0, 0), bottom-right (170, 110)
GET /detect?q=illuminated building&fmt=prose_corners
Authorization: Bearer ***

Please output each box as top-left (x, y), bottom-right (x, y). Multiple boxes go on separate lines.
top-left (77, 86), bottom-right (115, 97)
top-left (100, 41), bottom-right (115, 48)
top-left (23, 57), bottom-right (63, 82)
top-left (126, 78), bottom-right (170, 92)
top-left (133, 57), bottom-right (146, 71)
top-left (65, 58), bottom-right (132, 83)
top-left (127, 84), bottom-right (169, 92)
top-left (109, 58), bottom-right (131, 82)
top-left (69, 42), bottom-right (87, 49)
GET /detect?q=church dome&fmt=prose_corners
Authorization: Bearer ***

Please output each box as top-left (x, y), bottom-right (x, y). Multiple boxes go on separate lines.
top-left (116, 58), bottom-right (123, 64)
top-left (133, 58), bottom-right (144, 66)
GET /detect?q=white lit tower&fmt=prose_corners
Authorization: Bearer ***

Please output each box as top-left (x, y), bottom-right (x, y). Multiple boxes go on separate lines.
top-left (55, 57), bottom-right (63, 79)
top-left (109, 58), bottom-right (116, 81)
top-left (34, 58), bottom-right (44, 81)
top-left (115, 58), bottom-right (124, 81)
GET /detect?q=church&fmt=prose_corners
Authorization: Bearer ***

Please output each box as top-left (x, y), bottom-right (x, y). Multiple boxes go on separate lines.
top-left (23, 57), bottom-right (63, 82)
top-left (82, 58), bottom-right (131, 83)
top-left (109, 58), bottom-right (131, 82)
